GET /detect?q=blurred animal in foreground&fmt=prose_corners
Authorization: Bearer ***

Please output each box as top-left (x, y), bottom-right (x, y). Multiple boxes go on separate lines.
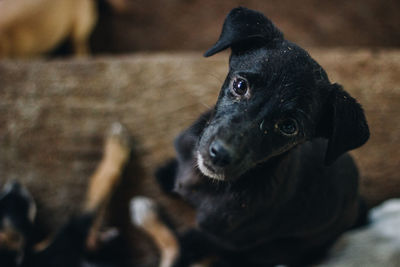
top-left (0, 181), bottom-right (36, 266)
top-left (0, 0), bottom-right (97, 58)
top-left (0, 123), bottom-right (131, 266)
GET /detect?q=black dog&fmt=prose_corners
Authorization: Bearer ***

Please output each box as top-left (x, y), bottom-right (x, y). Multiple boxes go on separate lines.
top-left (0, 181), bottom-right (36, 267)
top-left (156, 7), bottom-right (370, 266)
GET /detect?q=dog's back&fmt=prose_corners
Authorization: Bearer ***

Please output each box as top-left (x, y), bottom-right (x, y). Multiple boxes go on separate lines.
top-left (0, 0), bottom-right (97, 57)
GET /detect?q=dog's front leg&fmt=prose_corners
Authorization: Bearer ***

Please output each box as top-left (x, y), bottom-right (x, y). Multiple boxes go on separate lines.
top-left (130, 197), bottom-right (180, 267)
top-left (131, 196), bottom-right (221, 267)
top-left (84, 122), bottom-right (131, 250)
top-left (71, 0), bottom-right (98, 56)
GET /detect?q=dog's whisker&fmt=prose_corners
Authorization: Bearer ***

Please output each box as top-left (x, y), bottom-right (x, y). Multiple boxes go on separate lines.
top-left (206, 72), bottom-right (224, 83)
top-left (199, 101), bottom-right (212, 110)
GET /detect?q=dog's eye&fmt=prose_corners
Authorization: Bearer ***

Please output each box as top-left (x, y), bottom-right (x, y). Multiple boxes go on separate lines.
top-left (232, 78), bottom-right (248, 96)
top-left (278, 119), bottom-right (298, 136)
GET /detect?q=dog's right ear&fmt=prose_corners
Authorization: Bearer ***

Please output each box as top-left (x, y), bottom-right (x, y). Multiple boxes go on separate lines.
top-left (316, 84), bottom-right (370, 165)
top-left (204, 7), bottom-right (283, 57)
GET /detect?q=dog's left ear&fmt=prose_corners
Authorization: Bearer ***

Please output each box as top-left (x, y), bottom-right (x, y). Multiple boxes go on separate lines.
top-left (204, 7), bottom-right (283, 57)
top-left (317, 83), bottom-right (370, 165)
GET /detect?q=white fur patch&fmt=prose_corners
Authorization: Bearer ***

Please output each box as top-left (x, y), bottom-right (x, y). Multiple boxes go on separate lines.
top-left (196, 152), bottom-right (225, 181)
top-left (129, 196), bottom-right (157, 227)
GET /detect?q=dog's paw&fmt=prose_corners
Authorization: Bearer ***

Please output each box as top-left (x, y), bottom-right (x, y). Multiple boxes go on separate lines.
top-left (105, 122), bottom-right (132, 163)
top-left (130, 196), bottom-right (159, 228)
top-left (107, 122), bottom-right (132, 150)
top-left (87, 227), bottom-right (120, 252)
top-left (108, 122), bottom-right (131, 147)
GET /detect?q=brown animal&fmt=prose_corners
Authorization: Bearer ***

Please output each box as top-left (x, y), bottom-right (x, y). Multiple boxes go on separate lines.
top-left (0, 0), bottom-right (97, 58)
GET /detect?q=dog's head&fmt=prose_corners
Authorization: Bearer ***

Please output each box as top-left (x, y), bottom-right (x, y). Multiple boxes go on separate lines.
top-left (0, 181), bottom-right (36, 266)
top-left (197, 7), bottom-right (369, 181)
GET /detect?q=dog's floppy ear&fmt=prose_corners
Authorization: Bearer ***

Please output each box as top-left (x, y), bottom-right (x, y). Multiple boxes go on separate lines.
top-left (317, 83), bottom-right (369, 165)
top-left (204, 7), bottom-right (283, 57)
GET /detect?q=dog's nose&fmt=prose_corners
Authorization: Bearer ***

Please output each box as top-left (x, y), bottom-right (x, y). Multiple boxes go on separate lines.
top-left (209, 140), bottom-right (231, 167)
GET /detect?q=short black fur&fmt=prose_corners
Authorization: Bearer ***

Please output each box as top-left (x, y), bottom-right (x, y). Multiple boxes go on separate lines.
top-left (0, 181), bottom-right (36, 267)
top-left (156, 7), bottom-right (369, 266)
top-left (0, 181), bottom-right (130, 267)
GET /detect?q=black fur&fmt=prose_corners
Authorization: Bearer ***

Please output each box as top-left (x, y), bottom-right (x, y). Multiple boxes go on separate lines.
top-left (0, 181), bottom-right (36, 267)
top-left (0, 181), bottom-right (129, 267)
top-left (22, 214), bottom-right (94, 267)
top-left (156, 7), bottom-right (369, 266)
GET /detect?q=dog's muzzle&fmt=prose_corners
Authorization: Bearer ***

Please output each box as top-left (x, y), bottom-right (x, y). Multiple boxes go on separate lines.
top-left (197, 139), bottom-right (233, 181)
top-left (208, 140), bottom-right (232, 167)
top-left (197, 152), bottom-right (225, 181)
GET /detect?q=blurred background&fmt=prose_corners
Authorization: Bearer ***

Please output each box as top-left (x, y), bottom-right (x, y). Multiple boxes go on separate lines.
top-left (0, 0), bottom-right (399, 58)
top-left (91, 0), bottom-right (400, 53)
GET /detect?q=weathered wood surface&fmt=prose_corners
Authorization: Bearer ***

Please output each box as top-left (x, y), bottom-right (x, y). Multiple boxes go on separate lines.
top-left (0, 49), bottom-right (399, 237)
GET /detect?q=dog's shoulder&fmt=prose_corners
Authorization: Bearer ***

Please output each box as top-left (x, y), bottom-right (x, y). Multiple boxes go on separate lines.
top-left (296, 139), bottom-right (359, 195)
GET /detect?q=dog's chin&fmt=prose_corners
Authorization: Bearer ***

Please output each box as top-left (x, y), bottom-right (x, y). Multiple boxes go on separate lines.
top-left (196, 152), bottom-right (226, 181)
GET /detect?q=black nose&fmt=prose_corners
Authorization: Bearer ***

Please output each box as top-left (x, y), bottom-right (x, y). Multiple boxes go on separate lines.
top-left (209, 140), bottom-right (231, 167)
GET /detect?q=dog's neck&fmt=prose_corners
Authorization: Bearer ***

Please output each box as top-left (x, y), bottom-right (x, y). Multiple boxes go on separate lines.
top-left (190, 147), bottom-right (303, 244)
top-left (195, 147), bottom-right (301, 205)
top-left (235, 148), bottom-right (299, 200)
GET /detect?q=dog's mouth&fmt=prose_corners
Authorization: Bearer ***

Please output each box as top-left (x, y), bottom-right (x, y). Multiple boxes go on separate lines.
top-left (196, 152), bottom-right (226, 181)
